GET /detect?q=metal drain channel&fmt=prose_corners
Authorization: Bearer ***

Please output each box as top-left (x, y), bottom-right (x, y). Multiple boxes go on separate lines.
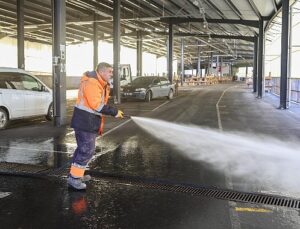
top-left (88, 170), bottom-right (300, 209)
top-left (1, 162), bottom-right (300, 209)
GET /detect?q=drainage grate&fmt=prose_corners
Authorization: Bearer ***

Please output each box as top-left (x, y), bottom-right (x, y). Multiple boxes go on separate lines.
top-left (1, 162), bottom-right (300, 209)
top-left (88, 170), bottom-right (300, 210)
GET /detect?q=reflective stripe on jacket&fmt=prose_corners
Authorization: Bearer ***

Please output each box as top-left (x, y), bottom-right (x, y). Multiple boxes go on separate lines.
top-left (71, 71), bottom-right (117, 134)
top-left (75, 71), bottom-right (109, 112)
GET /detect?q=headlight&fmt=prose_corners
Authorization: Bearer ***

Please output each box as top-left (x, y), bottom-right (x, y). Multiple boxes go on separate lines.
top-left (135, 88), bottom-right (146, 92)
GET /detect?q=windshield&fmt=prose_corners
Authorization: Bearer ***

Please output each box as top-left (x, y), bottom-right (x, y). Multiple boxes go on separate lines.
top-left (131, 77), bottom-right (155, 86)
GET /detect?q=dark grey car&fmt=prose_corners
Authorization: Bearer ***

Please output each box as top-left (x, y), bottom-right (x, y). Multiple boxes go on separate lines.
top-left (121, 76), bottom-right (175, 102)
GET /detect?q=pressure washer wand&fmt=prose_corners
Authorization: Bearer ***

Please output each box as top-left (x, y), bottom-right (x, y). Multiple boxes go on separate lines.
top-left (123, 114), bottom-right (131, 118)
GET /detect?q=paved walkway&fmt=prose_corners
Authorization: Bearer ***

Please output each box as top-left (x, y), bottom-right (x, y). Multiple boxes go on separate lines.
top-left (1, 83), bottom-right (300, 229)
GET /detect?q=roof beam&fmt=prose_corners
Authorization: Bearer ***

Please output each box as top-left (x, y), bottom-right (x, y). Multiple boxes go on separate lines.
top-left (223, 0), bottom-right (243, 18)
top-left (272, 0), bottom-right (278, 13)
top-left (246, 0), bottom-right (262, 19)
top-left (197, 0), bottom-right (245, 35)
top-left (155, 32), bottom-right (255, 42)
top-left (160, 17), bottom-right (259, 28)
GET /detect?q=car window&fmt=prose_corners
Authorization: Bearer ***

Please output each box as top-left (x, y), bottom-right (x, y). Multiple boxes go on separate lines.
top-left (0, 77), bottom-right (7, 89)
top-left (159, 77), bottom-right (170, 84)
top-left (131, 77), bottom-right (153, 86)
top-left (21, 74), bottom-right (42, 91)
top-left (121, 67), bottom-right (129, 81)
top-left (152, 78), bottom-right (161, 85)
top-left (0, 72), bottom-right (24, 90)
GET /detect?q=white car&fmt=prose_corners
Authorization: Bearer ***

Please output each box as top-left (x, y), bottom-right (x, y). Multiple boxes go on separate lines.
top-left (0, 67), bottom-right (53, 129)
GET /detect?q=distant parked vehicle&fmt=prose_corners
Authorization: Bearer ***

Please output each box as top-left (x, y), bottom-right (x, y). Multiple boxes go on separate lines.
top-left (121, 76), bottom-right (175, 102)
top-left (0, 68), bottom-right (53, 129)
top-left (110, 64), bottom-right (135, 96)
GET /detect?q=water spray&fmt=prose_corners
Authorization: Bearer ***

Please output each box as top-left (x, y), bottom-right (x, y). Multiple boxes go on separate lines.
top-left (131, 116), bottom-right (300, 195)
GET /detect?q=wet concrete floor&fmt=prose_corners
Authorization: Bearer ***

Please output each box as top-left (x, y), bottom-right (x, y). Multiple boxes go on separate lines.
top-left (1, 82), bottom-right (300, 228)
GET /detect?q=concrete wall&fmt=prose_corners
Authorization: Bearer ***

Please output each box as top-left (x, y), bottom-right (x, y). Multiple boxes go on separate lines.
top-left (34, 74), bottom-right (81, 89)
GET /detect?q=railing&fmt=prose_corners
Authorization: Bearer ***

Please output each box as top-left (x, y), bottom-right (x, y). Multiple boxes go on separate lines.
top-left (270, 77), bottom-right (300, 103)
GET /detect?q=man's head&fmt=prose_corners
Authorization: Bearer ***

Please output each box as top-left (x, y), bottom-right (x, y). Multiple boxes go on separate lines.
top-left (96, 62), bottom-right (113, 83)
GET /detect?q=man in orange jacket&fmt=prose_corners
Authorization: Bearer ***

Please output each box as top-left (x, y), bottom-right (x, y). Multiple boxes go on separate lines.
top-left (68, 62), bottom-right (123, 190)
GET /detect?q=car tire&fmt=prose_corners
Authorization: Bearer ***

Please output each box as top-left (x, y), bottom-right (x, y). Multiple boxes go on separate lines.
top-left (168, 89), bottom-right (174, 100)
top-left (0, 108), bottom-right (9, 130)
top-left (145, 91), bottom-right (152, 102)
top-left (45, 103), bottom-right (54, 121)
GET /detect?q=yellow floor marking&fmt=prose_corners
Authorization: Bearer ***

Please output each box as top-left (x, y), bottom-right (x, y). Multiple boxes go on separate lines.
top-left (235, 207), bottom-right (272, 213)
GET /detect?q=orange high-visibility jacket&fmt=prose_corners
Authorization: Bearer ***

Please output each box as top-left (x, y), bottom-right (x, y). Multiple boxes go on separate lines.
top-left (71, 71), bottom-right (117, 134)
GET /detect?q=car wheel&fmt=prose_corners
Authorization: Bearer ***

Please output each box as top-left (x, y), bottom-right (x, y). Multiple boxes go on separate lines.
top-left (145, 91), bottom-right (152, 102)
top-left (168, 89), bottom-right (174, 100)
top-left (45, 103), bottom-right (54, 121)
top-left (0, 108), bottom-right (9, 130)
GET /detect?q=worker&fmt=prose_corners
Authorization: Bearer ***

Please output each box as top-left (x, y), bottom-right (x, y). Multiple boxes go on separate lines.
top-left (68, 62), bottom-right (124, 190)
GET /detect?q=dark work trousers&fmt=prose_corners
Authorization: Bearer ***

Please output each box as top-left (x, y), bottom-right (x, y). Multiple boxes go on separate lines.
top-left (72, 129), bottom-right (98, 166)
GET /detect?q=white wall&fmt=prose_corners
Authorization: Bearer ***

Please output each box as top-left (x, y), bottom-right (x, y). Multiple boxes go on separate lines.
top-left (265, 6), bottom-right (300, 78)
top-left (0, 37), bottom-right (172, 77)
top-left (0, 37), bottom-right (52, 72)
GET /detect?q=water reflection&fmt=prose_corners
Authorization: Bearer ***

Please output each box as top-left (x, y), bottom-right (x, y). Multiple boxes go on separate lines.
top-left (68, 191), bottom-right (88, 215)
top-left (0, 136), bottom-right (76, 168)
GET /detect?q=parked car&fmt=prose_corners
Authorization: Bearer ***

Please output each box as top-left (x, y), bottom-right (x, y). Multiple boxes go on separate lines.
top-left (0, 67), bottom-right (53, 129)
top-left (121, 76), bottom-right (175, 102)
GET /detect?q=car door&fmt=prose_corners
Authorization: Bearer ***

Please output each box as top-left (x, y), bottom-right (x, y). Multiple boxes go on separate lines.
top-left (159, 77), bottom-right (171, 96)
top-left (0, 73), bottom-right (25, 119)
top-left (150, 77), bottom-right (162, 98)
top-left (21, 74), bottom-right (47, 116)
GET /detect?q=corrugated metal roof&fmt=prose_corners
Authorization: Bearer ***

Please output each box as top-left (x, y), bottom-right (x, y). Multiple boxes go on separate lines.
top-left (0, 0), bottom-right (286, 66)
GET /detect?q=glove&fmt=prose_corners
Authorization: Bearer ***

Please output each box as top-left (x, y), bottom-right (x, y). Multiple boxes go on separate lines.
top-left (115, 110), bottom-right (124, 118)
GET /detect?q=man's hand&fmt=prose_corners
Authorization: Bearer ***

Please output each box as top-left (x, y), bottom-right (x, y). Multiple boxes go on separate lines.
top-left (115, 110), bottom-right (124, 118)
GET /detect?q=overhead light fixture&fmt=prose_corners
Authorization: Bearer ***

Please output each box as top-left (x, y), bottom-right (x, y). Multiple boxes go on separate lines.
top-left (193, 0), bottom-right (199, 6)
top-left (203, 22), bottom-right (208, 29)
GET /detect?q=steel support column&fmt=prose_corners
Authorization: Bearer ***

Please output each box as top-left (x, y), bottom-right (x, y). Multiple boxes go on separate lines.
top-left (93, 14), bottom-right (98, 70)
top-left (257, 20), bottom-right (264, 98)
top-left (288, 5), bottom-right (293, 107)
top-left (52, 0), bottom-right (67, 127)
top-left (137, 30), bottom-right (143, 77)
top-left (280, 0), bottom-right (290, 109)
top-left (220, 57), bottom-right (223, 77)
top-left (253, 37), bottom-right (258, 92)
top-left (216, 55), bottom-right (219, 76)
top-left (168, 23), bottom-right (173, 83)
top-left (197, 41), bottom-right (201, 77)
top-left (210, 52), bottom-right (213, 75)
top-left (181, 38), bottom-right (184, 86)
top-left (113, 0), bottom-right (121, 104)
top-left (17, 0), bottom-right (24, 69)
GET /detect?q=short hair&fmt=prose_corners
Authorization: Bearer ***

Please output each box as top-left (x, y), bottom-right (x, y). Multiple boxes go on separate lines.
top-left (96, 62), bottom-right (112, 72)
